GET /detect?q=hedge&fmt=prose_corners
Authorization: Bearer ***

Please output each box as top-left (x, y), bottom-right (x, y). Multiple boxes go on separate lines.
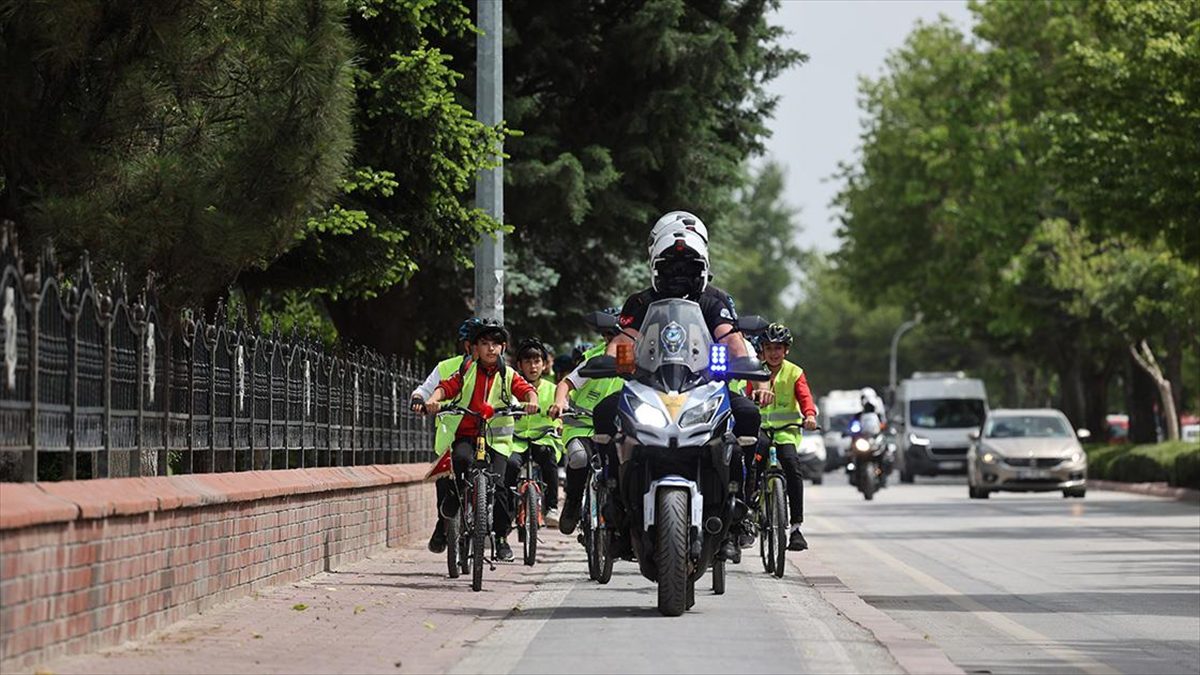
top-left (1084, 441), bottom-right (1200, 489)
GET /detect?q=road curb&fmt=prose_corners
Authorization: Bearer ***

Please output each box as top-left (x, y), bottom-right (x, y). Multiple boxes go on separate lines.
top-left (790, 553), bottom-right (964, 675)
top-left (1090, 479), bottom-right (1200, 503)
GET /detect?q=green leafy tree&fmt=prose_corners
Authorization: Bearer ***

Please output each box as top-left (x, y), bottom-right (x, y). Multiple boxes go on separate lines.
top-left (0, 0), bottom-right (356, 311)
top-left (310, 0), bottom-right (804, 356)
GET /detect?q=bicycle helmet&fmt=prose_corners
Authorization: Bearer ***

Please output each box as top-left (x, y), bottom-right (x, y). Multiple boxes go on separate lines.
top-left (470, 318), bottom-right (509, 344)
top-left (762, 322), bottom-right (792, 346)
top-left (457, 317), bottom-right (482, 343)
top-left (516, 338), bottom-right (549, 361)
top-left (647, 211), bottom-right (709, 252)
top-left (649, 229), bottom-right (709, 297)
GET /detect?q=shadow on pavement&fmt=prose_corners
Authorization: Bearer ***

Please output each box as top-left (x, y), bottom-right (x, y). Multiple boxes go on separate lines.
top-left (859, 591), bottom-right (1200, 617)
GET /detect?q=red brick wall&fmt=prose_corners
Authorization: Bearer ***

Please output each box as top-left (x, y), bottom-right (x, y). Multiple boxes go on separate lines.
top-left (0, 465), bottom-right (436, 670)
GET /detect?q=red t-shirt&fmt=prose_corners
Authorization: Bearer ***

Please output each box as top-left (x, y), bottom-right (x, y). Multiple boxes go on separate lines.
top-left (437, 363), bottom-right (535, 438)
top-left (745, 370), bottom-right (817, 418)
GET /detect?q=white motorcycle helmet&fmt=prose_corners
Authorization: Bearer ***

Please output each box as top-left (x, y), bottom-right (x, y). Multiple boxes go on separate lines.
top-left (647, 211), bottom-right (709, 254)
top-left (649, 229), bottom-right (710, 296)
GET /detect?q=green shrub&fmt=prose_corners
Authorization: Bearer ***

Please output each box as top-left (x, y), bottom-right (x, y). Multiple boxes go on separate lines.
top-left (1084, 441), bottom-right (1200, 486)
top-left (1174, 450), bottom-right (1200, 489)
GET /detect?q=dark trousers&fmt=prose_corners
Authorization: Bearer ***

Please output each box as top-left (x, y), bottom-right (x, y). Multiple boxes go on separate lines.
top-left (435, 438), bottom-right (515, 538)
top-left (752, 439), bottom-right (805, 524)
top-left (508, 444), bottom-right (560, 510)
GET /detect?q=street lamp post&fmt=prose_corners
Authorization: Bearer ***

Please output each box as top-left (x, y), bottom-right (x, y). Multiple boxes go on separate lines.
top-left (474, 0), bottom-right (504, 321)
top-left (889, 313), bottom-right (923, 393)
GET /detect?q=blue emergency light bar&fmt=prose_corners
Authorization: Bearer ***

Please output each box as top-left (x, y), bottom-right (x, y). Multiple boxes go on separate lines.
top-left (709, 344), bottom-right (728, 374)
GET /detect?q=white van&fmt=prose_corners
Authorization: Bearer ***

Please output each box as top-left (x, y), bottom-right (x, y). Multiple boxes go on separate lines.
top-left (893, 372), bottom-right (988, 482)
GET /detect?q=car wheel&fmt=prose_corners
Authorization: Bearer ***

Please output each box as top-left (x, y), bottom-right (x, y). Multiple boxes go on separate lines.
top-left (969, 486), bottom-right (989, 499)
top-left (811, 474), bottom-right (823, 486)
top-left (1063, 487), bottom-right (1086, 498)
top-left (900, 467), bottom-right (914, 484)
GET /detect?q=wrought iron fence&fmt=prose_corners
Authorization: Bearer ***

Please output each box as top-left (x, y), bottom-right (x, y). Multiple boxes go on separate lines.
top-left (0, 228), bottom-right (435, 482)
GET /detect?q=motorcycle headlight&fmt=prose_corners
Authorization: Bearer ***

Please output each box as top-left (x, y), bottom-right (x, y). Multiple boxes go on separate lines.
top-left (853, 438), bottom-right (871, 452)
top-left (679, 395), bottom-right (723, 428)
top-left (632, 401), bottom-right (669, 428)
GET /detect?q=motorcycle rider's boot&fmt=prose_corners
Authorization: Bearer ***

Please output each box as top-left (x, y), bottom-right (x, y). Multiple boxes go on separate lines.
top-left (788, 528), bottom-right (809, 552)
top-left (427, 518), bottom-right (447, 554)
top-left (558, 499), bottom-right (581, 535)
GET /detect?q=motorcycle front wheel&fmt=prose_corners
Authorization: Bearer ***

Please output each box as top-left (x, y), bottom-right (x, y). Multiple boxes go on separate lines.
top-left (860, 463), bottom-right (877, 501)
top-left (655, 487), bottom-right (691, 617)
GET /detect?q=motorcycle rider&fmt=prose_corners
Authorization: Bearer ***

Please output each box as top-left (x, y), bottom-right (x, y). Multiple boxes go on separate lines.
top-left (548, 308), bottom-right (625, 536)
top-left (590, 211), bottom-right (772, 562)
top-left (420, 320), bottom-right (540, 562)
top-left (411, 318), bottom-right (478, 553)
top-left (510, 338), bottom-right (564, 525)
top-left (750, 323), bottom-right (818, 551)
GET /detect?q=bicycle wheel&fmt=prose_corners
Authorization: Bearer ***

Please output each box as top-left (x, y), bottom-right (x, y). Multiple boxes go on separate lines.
top-left (471, 471), bottom-right (488, 592)
top-left (446, 514), bottom-right (461, 579)
top-left (595, 489), bottom-right (614, 584)
top-left (770, 477), bottom-right (787, 578)
top-left (523, 483), bottom-right (539, 566)
top-left (583, 476), bottom-right (599, 580)
top-left (759, 484), bottom-right (774, 575)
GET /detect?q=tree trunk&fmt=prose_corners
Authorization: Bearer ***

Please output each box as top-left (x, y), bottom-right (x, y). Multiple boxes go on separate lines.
top-left (1129, 340), bottom-right (1179, 442)
top-left (1056, 357), bottom-right (1086, 429)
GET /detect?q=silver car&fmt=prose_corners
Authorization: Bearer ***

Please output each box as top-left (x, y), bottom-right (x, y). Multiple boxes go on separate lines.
top-left (967, 408), bottom-right (1089, 499)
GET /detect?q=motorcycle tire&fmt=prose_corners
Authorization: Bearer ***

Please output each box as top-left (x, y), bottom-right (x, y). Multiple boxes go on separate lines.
top-left (446, 515), bottom-right (461, 579)
top-left (471, 472), bottom-right (488, 592)
top-left (861, 464), bottom-right (877, 501)
top-left (712, 556), bottom-right (726, 595)
top-left (655, 487), bottom-right (691, 617)
top-left (770, 478), bottom-right (787, 578)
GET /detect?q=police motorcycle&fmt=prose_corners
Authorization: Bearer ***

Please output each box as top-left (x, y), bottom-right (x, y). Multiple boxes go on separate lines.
top-left (844, 412), bottom-right (892, 501)
top-left (580, 300), bottom-right (768, 617)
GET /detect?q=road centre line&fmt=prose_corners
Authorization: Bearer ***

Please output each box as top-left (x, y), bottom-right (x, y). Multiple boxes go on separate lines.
top-left (808, 513), bottom-right (1120, 675)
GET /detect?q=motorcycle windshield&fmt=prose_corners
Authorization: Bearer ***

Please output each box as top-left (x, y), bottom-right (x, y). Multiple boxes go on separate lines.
top-left (636, 299), bottom-right (713, 384)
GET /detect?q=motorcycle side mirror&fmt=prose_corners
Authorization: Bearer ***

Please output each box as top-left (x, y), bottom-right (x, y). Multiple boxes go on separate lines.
top-left (736, 315), bottom-right (769, 334)
top-left (584, 311), bottom-right (620, 332)
top-left (579, 355), bottom-right (619, 379)
top-left (1076, 428), bottom-right (1092, 440)
top-left (723, 356), bottom-right (770, 381)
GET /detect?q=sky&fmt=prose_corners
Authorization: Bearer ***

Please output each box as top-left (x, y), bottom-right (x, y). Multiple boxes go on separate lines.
top-left (761, 0), bottom-right (974, 253)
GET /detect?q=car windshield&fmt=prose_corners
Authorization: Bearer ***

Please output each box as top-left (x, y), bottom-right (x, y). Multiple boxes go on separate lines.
top-left (984, 415), bottom-right (1071, 439)
top-left (910, 399), bottom-right (985, 429)
top-left (828, 413), bottom-right (856, 433)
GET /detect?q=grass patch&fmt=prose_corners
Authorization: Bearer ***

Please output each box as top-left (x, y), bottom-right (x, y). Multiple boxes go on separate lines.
top-left (1084, 441), bottom-right (1200, 489)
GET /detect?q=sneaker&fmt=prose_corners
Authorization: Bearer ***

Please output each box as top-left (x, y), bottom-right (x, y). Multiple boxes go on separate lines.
top-left (544, 507), bottom-right (560, 527)
top-left (788, 529), bottom-right (808, 552)
top-left (737, 521), bottom-right (757, 549)
top-left (427, 521), bottom-right (447, 554)
top-left (721, 538), bottom-right (741, 564)
top-left (558, 500), bottom-right (581, 535)
top-left (495, 536), bottom-right (515, 562)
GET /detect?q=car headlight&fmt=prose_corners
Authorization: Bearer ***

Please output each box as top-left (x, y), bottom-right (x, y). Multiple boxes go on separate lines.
top-left (632, 401), bottom-right (669, 428)
top-left (679, 395), bottom-right (722, 428)
top-left (909, 433), bottom-right (931, 446)
top-left (980, 451), bottom-right (999, 464)
top-left (1066, 451), bottom-right (1085, 465)
top-left (853, 438), bottom-right (871, 452)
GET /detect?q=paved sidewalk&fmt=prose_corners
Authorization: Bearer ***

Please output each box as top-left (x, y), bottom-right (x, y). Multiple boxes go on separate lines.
top-left (40, 537), bottom-right (576, 675)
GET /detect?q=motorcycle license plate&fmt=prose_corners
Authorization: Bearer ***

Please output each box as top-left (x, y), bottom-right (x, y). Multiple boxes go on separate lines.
top-left (1017, 469), bottom-right (1051, 480)
top-left (937, 461), bottom-right (963, 470)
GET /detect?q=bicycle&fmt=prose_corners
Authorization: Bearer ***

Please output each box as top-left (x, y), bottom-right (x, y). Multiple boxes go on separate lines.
top-left (435, 404), bottom-right (529, 592)
top-left (562, 407), bottom-right (615, 584)
top-left (511, 426), bottom-right (560, 567)
top-left (752, 423), bottom-right (813, 578)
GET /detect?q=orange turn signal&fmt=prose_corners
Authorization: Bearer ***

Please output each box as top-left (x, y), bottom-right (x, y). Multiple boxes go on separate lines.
top-left (616, 343), bottom-right (636, 375)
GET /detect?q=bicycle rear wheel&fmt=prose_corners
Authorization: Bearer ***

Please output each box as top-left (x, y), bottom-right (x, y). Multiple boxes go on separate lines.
top-left (471, 471), bottom-right (488, 592)
top-left (595, 488), bottom-right (614, 584)
top-left (583, 476), bottom-right (599, 580)
top-left (759, 485), bottom-right (774, 575)
top-left (770, 477), bottom-right (787, 578)
top-left (446, 514), bottom-right (461, 579)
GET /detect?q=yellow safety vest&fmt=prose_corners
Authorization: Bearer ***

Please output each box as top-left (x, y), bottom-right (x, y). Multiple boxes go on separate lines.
top-left (564, 344), bottom-right (624, 445)
top-left (761, 360), bottom-right (805, 446)
top-left (433, 355), bottom-right (468, 455)
top-left (438, 361), bottom-right (519, 457)
top-left (514, 378), bottom-right (564, 460)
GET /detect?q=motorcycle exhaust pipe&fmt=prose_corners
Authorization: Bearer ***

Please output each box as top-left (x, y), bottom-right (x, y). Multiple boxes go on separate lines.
top-left (704, 516), bottom-right (724, 534)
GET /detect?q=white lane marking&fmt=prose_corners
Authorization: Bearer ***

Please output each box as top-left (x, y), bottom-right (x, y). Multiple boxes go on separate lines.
top-left (810, 514), bottom-right (1121, 675)
top-left (447, 556), bottom-right (579, 675)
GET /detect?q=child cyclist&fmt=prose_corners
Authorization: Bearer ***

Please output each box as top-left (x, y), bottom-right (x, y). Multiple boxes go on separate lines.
top-left (509, 338), bottom-right (564, 525)
top-left (421, 319), bottom-right (540, 562)
top-left (411, 318), bottom-right (477, 553)
top-left (750, 323), bottom-right (818, 551)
